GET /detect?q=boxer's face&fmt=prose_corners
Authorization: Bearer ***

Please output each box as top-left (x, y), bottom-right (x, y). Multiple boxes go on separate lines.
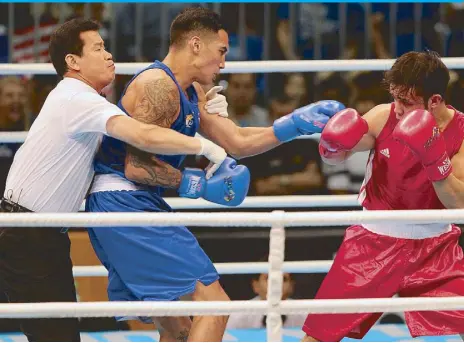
top-left (390, 85), bottom-right (425, 119)
top-left (68, 31), bottom-right (115, 91)
top-left (194, 29), bottom-right (229, 84)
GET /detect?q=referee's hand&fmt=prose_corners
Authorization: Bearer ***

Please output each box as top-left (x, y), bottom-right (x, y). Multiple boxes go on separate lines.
top-left (197, 137), bottom-right (227, 179)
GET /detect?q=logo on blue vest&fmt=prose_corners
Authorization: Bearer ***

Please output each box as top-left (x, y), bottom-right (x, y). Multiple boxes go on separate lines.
top-left (186, 114), bottom-right (194, 128)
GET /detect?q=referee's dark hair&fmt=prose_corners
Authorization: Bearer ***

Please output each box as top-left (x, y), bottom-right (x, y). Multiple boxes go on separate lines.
top-left (49, 18), bottom-right (101, 77)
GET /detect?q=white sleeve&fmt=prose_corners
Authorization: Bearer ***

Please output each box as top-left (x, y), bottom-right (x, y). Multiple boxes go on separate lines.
top-left (65, 92), bottom-right (127, 136)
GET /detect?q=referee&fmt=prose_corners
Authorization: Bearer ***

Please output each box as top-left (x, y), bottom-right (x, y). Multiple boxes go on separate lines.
top-left (0, 18), bottom-right (225, 341)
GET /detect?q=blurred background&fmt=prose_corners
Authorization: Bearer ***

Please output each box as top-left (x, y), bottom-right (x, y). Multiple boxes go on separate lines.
top-left (0, 2), bottom-right (462, 337)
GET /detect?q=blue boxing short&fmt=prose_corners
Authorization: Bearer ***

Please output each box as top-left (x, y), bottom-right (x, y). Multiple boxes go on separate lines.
top-left (85, 190), bottom-right (219, 323)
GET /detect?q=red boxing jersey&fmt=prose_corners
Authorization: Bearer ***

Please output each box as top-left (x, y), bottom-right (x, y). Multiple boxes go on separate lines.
top-left (359, 104), bottom-right (464, 210)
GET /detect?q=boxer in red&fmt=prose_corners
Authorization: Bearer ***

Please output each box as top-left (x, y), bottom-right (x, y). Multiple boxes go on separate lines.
top-left (302, 50), bottom-right (464, 341)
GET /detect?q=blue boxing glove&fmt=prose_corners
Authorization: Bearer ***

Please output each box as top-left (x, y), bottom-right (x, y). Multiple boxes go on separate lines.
top-left (273, 100), bottom-right (345, 142)
top-left (178, 157), bottom-right (250, 207)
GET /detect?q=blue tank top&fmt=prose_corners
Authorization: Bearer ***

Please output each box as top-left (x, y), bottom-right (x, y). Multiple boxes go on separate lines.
top-left (93, 60), bottom-right (200, 197)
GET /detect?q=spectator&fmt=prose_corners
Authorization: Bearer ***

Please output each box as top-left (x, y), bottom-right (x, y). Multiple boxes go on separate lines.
top-left (275, 3), bottom-right (343, 60)
top-left (246, 138), bottom-right (326, 196)
top-left (114, 3), bottom-right (200, 62)
top-left (447, 71), bottom-right (464, 111)
top-left (225, 73), bottom-right (270, 127)
top-left (269, 94), bottom-right (299, 122)
top-left (0, 76), bottom-right (29, 131)
top-left (227, 271), bottom-right (306, 329)
top-left (29, 75), bottom-right (59, 120)
top-left (0, 76), bottom-right (30, 196)
top-left (221, 4), bottom-right (264, 61)
top-left (241, 99), bottom-right (327, 197)
top-left (314, 73), bottom-right (351, 105)
top-left (371, 3), bottom-right (442, 57)
top-left (66, 4), bottom-right (110, 45)
top-left (269, 73), bottom-right (312, 115)
top-left (283, 73), bottom-right (310, 107)
top-left (445, 3), bottom-right (464, 57)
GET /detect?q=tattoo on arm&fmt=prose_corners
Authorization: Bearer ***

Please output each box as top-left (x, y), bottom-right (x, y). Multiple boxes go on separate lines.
top-left (176, 329), bottom-right (189, 342)
top-left (126, 147), bottom-right (182, 189)
top-left (126, 77), bottom-right (183, 188)
top-left (133, 78), bottom-right (180, 125)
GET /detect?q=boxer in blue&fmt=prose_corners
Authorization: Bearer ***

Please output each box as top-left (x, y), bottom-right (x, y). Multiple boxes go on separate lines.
top-left (86, 7), bottom-right (344, 342)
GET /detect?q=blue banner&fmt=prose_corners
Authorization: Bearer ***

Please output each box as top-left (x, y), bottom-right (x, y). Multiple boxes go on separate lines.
top-left (0, 325), bottom-right (461, 342)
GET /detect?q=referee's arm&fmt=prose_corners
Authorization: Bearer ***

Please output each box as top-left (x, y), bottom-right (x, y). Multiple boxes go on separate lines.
top-left (106, 115), bottom-right (204, 156)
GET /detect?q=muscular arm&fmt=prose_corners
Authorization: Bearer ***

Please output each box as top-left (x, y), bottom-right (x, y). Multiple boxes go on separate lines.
top-left (122, 71), bottom-right (182, 187)
top-left (200, 113), bottom-right (281, 159)
top-left (433, 142), bottom-right (464, 209)
top-left (196, 82), bottom-right (281, 158)
top-left (106, 117), bottom-right (203, 156)
top-left (125, 146), bottom-right (181, 188)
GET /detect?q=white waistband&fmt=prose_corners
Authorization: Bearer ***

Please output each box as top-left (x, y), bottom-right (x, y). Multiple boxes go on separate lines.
top-left (90, 173), bottom-right (141, 194)
top-left (361, 223), bottom-right (453, 239)
top-left (361, 208), bottom-right (452, 239)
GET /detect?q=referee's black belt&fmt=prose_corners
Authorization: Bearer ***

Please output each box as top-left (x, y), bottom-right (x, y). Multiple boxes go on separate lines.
top-left (0, 198), bottom-right (69, 233)
top-left (0, 198), bottom-right (33, 213)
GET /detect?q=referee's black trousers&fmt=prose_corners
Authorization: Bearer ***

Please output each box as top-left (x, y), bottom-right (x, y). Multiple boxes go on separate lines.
top-left (0, 201), bottom-right (80, 341)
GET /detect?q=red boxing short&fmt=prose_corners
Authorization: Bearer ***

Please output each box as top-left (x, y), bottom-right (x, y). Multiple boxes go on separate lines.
top-left (303, 225), bottom-right (464, 341)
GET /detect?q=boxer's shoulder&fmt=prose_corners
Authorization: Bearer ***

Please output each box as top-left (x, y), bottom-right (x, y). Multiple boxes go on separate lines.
top-left (131, 68), bottom-right (177, 93)
top-left (362, 103), bottom-right (391, 138)
top-left (122, 69), bottom-right (180, 124)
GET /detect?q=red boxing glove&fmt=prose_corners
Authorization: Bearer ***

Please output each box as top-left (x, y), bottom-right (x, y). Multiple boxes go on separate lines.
top-left (320, 108), bottom-right (369, 153)
top-left (318, 144), bottom-right (348, 162)
top-left (392, 109), bottom-right (452, 182)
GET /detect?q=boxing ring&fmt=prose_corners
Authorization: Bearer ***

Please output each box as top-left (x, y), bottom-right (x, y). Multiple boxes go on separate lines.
top-left (2, 58), bottom-right (464, 342)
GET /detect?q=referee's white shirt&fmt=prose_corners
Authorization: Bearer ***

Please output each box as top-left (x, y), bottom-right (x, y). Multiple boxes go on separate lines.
top-left (4, 77), bottom-right (126, 213)
top-left (226, 296), bottom-right (306, 329)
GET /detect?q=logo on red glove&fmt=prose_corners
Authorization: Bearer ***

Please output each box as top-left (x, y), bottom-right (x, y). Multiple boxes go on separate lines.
top-left (223, 176), bottom-right (235, 202)
top-left (438, 157), bottom-right (452, 176)
top-left (424, 127), bottom-right (441, 149)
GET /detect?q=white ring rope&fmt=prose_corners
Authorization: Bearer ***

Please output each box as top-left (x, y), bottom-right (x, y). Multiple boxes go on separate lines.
top-left (2, 297), bottom-right (464, 318)
top-left (0, 209), bottom-right (463, 227)
top-left (0, 131), bottom-right (28, 143)
top-left (2, 58), bottom-right (464, 75)
top-left (72, 261), bottom-right (334, 277)
top-left (115, 195), bottom-right (360, 210)
top-left (75, 194), bottom-right (359, 212)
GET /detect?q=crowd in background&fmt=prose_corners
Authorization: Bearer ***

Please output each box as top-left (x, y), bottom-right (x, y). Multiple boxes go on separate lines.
top-left (1, 3), bottom-right (464, 198)
top-left (0, 2), bottom-right (462, 332)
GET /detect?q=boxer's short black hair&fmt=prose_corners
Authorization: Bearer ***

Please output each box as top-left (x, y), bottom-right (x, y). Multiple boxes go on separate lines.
top-left (49, 18), bottom-right (101, 77)
top-left (170, 7), bottom-right (223, 47)
top-left (383, 50), bottom-right (450, 104)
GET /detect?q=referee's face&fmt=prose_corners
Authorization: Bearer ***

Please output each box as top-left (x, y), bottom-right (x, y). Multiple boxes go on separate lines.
top-left (78, 31), bottom-right (115, 91)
